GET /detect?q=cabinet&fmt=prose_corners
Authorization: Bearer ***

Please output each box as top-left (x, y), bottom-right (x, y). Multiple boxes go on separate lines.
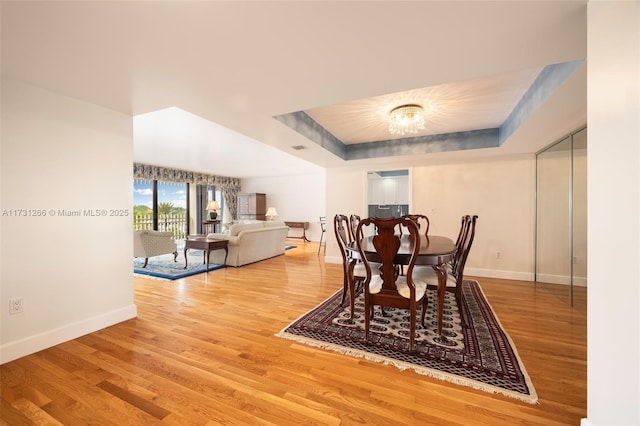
top-left (368, 177), bottom-right (409, 205)
top-left (237, 193), bottom-right (266, 220)
top-left (395, 178), bottom-right (409, 204)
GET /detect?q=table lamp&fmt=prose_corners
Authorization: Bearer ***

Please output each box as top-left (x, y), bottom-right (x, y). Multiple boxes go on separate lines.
top-left (266, 207), bottom-right (278, 221)
top-left (206, 200), bottom-right (220, 219)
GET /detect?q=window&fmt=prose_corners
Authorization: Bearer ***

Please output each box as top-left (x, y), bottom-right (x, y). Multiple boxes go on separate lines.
top-left (133, 179), bottom-right (189, 239)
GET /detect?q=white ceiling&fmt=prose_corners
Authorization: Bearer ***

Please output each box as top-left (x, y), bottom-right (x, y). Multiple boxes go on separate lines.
top-left (1, 1), bottom-right (588, 178)
top-left (305, 67), bottom-right (543, 144)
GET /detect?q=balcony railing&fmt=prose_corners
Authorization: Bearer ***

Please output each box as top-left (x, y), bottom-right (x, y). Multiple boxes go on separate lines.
top-left (133, 213), bottom-right (187, 240)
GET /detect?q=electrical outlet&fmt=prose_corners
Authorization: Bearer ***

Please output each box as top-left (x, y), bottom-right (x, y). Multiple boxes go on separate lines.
top-left (9, 297), bottom-right (24, 314)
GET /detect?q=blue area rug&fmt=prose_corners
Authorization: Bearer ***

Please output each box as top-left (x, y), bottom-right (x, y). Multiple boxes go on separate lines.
top-left (134, 250), bottom-right (224, 280)
top-left (285, 245), bottom-right (297, 250)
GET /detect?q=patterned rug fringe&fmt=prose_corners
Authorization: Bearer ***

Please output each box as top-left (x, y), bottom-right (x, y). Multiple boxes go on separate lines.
top-left (276, 282), bottom-right (538, 404)
top-left (274, 330), bottom-right (537, 404)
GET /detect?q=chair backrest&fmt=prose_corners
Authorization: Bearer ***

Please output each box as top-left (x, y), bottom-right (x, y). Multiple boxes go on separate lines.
top-left (403, 214), bottom-right (430, 236)
top-left (451, 215), bottom-right (478, 280)
top-left (349, 214), bottom-right (361, 241)
top-left (333, 214), bottom-right (352, 264)
top-left (451, 215), bottom-right (470, 271)
top-left (356, 216), bottom-right (421, 293)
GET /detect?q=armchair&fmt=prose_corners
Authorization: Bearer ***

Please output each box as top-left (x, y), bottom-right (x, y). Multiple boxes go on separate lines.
top-left (133, 230), bottom-right (178, 268)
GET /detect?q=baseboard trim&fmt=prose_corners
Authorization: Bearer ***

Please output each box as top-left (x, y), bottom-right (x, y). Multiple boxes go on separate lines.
top-left (0, 304), bottom-right (137, 365)
top-left (534, 273), bottom-right (588, 287)
top-left (463, 267), bottom-right (535, 282)
top-left (324, 260), bottom-right (587, 286)
top-left (580, 418), bottom-right (593, 426)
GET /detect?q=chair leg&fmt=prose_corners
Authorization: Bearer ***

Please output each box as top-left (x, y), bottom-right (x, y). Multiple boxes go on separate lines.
top-left (173, 251), bottom-right (178, 262)
top-left (420, 297), bottom-right (428, 328)
top-left (348, 277), bottom-right (358, 322)
top-left (340, 271), bottom-right (348, 306)
top-left (455, 286), bottom-right (467, 327)
top-left (409, 310), bottom-right (416, 352)
top-left (143, 257), bottom-right (149, 268)
top-left (379, 306), bottom-right (391, 317)
top-left (364, 293), bottom-right (370, 345)
top-left (317, 232), bottom-right (324, 255)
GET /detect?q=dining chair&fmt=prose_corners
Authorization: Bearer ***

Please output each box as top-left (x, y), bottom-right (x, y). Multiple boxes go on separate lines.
top-left (451, 214), bottom-right (472, 274)
top-left (395, 214), bottom-right (430, 275)
top-left (404, 214), bottom-right (430, 235)
top-left (347, 214), bottom-right (384, 314)
top-left (413, 215), bottom-right (478, 320)
top-left (356, 216), bottom-right (428, 352)
top-left (396, 214), bottom-right (429, 235)
top-left (317, 216), bottom-right (326, 255)
top-left (349, 214), bottom-right (361, 241)
top-left (333, 214), bottom-right (365, 321)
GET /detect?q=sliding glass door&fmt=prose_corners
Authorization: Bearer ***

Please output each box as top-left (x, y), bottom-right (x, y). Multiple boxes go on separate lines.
top-left (133, 179), bottom-right (189, 239)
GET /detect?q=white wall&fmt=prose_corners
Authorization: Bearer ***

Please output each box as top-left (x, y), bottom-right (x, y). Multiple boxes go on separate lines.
top-left (241, 172), bottom-right (326, 241)
top-left (325, 156), bottom-right (536, 281)
top-left (412, 156), bottom-right (536, 281)
top-left (0, 79), bottom-right (136, 364)
top-left (325, 166), bottom-right (370, 259)
top-left (585, 2), bottom-right (640, 425)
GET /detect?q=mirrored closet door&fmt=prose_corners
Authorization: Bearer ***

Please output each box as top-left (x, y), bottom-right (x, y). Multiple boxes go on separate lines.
top-left (536, 127), bottom-right (587, 305)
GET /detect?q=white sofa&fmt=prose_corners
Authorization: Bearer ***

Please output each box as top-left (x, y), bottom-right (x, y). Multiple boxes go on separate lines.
top-left (206, 221), bottom-right (289, 267)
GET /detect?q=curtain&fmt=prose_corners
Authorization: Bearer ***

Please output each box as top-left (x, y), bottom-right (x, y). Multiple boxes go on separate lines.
top-left (133, 163), bottom-right (241, 220)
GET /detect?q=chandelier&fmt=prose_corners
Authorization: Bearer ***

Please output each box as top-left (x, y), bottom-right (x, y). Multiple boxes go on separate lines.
top-left (388, 104), bottom-right (425, 135)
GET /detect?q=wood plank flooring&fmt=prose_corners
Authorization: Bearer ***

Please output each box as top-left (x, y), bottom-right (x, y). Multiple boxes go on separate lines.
top-left (1, 242), bottom-right (587, 425)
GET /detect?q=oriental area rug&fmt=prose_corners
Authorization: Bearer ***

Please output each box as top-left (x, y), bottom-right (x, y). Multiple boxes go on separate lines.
top-left (276, 280), bottom-right (537, 404)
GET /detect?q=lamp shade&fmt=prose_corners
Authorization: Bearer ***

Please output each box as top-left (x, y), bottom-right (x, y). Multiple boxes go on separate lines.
top-left (266, 207), bottom-right (278, 220)
top-left (206, 200), bottom-right (220, 220)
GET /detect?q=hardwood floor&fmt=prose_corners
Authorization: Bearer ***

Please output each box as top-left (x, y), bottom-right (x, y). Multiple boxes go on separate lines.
top-left (1, 243), bottom-right (587, 425)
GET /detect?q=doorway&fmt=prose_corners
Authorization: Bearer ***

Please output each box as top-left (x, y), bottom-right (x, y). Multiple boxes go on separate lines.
top-left (366, 169), bottom-right (410, 218)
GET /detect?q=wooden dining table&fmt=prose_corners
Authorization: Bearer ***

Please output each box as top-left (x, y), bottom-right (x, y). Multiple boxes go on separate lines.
top-left (347, 234), bottom-right (457, 340)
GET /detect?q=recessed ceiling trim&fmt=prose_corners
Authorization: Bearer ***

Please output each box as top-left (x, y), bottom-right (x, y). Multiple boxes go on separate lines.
top-left (346, 128), bottom-right (500, 161)
top-left (274, 60), bottom-right (583, 163)
top-left (274, 109), bottom-right (500, 161)
top-left (499, 59), bottom-right (584, 144)
top-left (274, 111), bottom-right (346, 159)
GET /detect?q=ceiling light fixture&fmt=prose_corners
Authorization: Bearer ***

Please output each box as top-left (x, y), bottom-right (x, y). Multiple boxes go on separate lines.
top-left (388, 104), bottom-right (425, 136)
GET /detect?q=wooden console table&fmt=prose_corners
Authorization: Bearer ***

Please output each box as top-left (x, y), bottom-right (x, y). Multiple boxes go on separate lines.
top-left (284, 221), bottom-right (310, 242)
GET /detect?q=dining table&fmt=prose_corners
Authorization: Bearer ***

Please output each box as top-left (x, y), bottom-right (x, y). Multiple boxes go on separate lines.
top-left (346, 234), bottom-right (457, 341)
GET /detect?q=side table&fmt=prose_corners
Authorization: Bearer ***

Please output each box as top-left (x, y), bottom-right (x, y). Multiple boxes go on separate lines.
top-left (184, 236), bottom-right (228, 271)
top-left (202, 220), bottom-right (221, 234)
top-left (284, 221), bottom-right (310, 242)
